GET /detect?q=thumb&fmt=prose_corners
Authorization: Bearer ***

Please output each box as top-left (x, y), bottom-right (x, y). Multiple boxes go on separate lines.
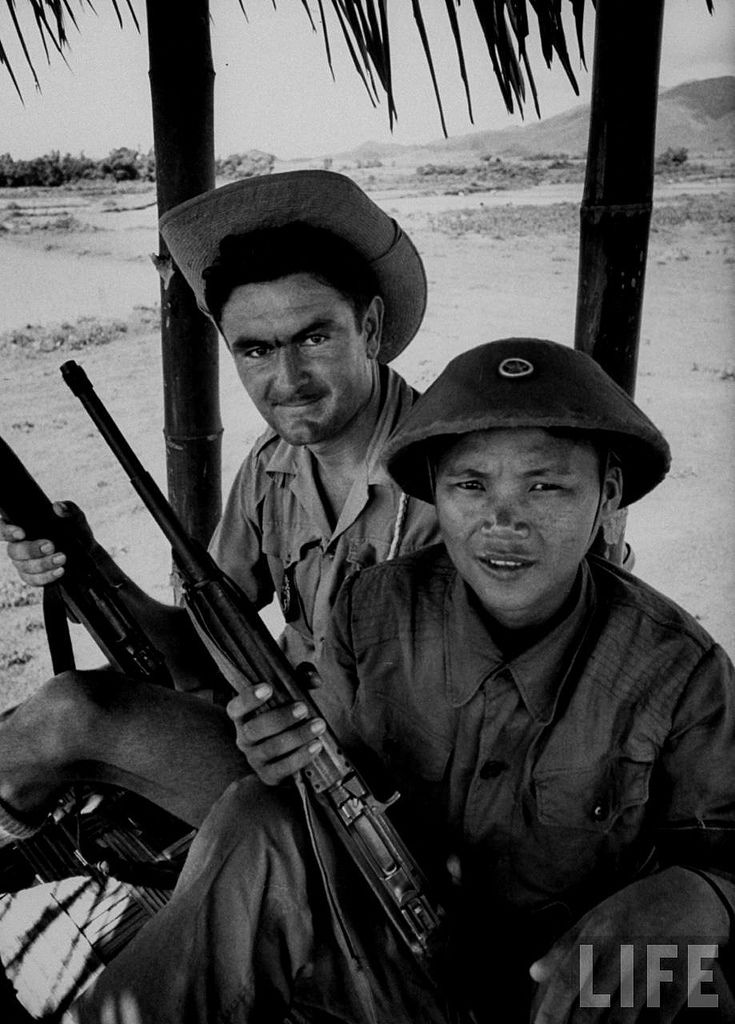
top-left (53, 500), bottom-right (79, 518)
top-left (529, 943), bottom-right (565, 983)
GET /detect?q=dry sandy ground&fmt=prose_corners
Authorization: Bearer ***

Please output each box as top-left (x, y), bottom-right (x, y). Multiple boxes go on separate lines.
top-left (0, 177), bottom-right (733, 711)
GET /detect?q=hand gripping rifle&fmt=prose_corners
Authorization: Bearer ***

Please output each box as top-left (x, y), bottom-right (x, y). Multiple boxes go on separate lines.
top-left (60, 359), bottom-right (446, 976)
top-left (0, 438), bottom-right (172, 688)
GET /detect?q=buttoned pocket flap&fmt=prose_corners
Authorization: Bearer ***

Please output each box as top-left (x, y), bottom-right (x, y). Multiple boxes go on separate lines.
top-left (534, 757), bottom-right (652, 833)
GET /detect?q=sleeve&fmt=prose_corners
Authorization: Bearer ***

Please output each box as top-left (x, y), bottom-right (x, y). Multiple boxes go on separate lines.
top-left (207, 450), bottom-right (276, 611)
top-left (654, 642), bottom-right (735, 916)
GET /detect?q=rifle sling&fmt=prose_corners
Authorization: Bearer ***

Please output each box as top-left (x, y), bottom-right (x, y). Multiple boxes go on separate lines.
top-left (43, 585), bottom-right (77, 674)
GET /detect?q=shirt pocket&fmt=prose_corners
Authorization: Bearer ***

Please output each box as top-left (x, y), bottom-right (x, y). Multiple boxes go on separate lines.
top-left (261, 518), bottom-right (321, 624)
top-left (261, 516), bottom-right (321, 568)
top-left (533, 756), bottom-right (653, 835)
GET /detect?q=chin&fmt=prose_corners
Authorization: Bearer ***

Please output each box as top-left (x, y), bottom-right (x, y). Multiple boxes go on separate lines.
top-left (276, 422), bottom-right (330, 447)
top-left (469, 578), bottom-right (538, 624)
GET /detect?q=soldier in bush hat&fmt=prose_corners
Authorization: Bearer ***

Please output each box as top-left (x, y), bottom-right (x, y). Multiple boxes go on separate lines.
top-left (0, 172), bottom-right (438, 842)
top-left (68, 339), bottom-right (734, 1023)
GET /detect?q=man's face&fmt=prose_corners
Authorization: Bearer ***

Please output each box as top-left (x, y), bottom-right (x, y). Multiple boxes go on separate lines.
top-left (435, 428), bottom-right (622, 630)
top-left (219, 273), bottom-right (382, 447)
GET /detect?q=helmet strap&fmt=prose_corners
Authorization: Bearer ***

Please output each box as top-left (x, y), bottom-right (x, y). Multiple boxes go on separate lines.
top-left (587, 448), bottom-right (613, 552)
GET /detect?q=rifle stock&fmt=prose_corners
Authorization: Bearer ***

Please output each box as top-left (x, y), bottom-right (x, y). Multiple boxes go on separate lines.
top-left (60, 359), bottom-right (446, 974)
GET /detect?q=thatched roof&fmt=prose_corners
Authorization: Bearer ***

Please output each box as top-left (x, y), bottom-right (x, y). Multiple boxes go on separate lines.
top-left (4, 0), bottom-right (596, 130)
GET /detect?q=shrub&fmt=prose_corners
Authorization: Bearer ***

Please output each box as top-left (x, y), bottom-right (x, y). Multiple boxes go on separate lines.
top-left (216, 150), bottom-right (275, 179)
top-left (656, 147), bottom-right (689, 170)
top-left (0, 147), bottom-right (155, 187)
top-left (416, 163), bottom-right (468, 177)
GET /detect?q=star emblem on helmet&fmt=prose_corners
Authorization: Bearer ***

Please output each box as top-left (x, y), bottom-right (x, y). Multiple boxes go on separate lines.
top-left (498, 357), bottom-right (534, 378)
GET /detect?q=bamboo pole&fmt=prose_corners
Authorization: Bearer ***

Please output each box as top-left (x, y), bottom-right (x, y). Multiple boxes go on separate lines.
top-left (574, 0), bottom-right (665, 562)
top-left (146, 0), bottom-right (222, 549)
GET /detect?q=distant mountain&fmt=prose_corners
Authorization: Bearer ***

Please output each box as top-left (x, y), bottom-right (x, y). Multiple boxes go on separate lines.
top-left (336, 77), bottom-right (735, 162)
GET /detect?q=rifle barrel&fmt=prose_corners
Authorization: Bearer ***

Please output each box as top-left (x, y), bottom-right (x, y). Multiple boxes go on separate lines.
top-left (61, 360), bottom-right (446, 971)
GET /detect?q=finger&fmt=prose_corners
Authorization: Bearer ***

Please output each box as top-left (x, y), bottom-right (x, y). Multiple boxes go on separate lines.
top-left (19, 567), bottom-right (66, 587)
top-left (237, 702), bottom-right (317, 745)
top-left (257, 737), bottom-right (325, 786)
top-left (11, 551), bottom-right (66, 580)
top-left (530, 945), bottom-right (566, 985)
top-left (241, 716), bottom-right (325, 766)
top-left (530, 944), bottom-right (578, 1024)
top-left (53, 500), bottom-right (81, 520)
top-left (7, 538), bottom-right (56, 561)
top-left (0, 522), bottom-right (25, 542)
top-left (226, 684), bottom-right (272, 720)
top-left (446, 853), bottom-right (462, 886)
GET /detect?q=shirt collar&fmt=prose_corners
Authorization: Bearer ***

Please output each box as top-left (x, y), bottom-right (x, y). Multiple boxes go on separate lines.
top-left (443, 558), bottom-right (596, 720)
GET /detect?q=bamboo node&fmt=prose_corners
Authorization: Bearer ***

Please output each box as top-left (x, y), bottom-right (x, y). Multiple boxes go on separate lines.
top-left (151, 253), bottom-right (175, 288)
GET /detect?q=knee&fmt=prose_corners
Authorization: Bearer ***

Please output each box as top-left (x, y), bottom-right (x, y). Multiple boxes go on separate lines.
top-left (48, 668), bottom-right (140, 711)
top-left (203, 777), bottom-right (302, 846)
top-left (37, 669), bottom-right (104, 718)
top-left (179, 778), bottom-right (308, 885)
top-left (26, 669), bottom-right (135, 752)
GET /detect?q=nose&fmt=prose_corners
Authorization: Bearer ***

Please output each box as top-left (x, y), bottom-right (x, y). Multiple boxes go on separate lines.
top-left (272, 345), bottom-right (307, 391)
top-left (478, 495), bottom-right (529, 537)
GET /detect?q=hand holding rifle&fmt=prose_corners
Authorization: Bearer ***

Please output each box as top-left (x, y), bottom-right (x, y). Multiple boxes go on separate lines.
top-left (1, 500), bottom-right (90, 587)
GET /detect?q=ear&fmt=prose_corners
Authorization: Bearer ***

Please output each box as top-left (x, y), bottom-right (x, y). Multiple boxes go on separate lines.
top-left (363, 295), bottom-right (384, 360)
top-left (599, 463), bottom-right (623, 522)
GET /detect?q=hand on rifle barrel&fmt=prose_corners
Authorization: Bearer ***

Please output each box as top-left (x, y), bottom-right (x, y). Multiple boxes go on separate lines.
top-left (0, 501), bottom-right (93, 587)
top-left (227, 687), bottom-right (327, 786)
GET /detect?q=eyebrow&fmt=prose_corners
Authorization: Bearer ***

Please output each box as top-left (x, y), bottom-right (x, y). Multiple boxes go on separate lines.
top-left (230, 317), bottom-right (337, 353)
top-left (440, 461), bottom-right (576, 478)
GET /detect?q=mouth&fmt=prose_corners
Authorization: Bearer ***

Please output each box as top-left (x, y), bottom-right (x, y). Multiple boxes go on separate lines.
top-left (477, 553), bottom-right (535, 575)
top-left (273, 394), bottom-right (325, 409)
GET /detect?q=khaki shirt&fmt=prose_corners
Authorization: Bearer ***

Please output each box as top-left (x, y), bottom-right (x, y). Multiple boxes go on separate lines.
top-left (321, 544), bottom-right (735, 961)
top-left (208, 366), bottom-right (439, 669)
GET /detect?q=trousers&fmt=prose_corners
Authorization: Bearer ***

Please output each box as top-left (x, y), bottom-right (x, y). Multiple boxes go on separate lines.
top-left (63, 776), bottom-right (457, 1024)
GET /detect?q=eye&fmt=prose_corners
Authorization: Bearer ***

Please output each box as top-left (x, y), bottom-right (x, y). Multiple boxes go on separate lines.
top-left (529, 481), bottom-right (562, 492)
top-left (235, 344), bottom-right (271, 361)
top-left (300, 333), bottom-right (327, 347)
top-left (455, 479), bottom-right (484, 492)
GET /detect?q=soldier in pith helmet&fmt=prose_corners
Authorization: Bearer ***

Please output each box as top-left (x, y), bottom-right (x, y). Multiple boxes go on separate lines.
top-left (385, 336), bottom-right (670, 509)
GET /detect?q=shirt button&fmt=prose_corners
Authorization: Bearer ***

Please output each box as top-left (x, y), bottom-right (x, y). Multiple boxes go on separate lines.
top-left (592, 802), bottom-right (608, 821)
top-left (479, 759), bottom-right (508, 780)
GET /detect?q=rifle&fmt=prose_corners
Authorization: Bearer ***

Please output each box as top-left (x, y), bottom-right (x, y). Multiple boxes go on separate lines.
top-left (60, 358), bottom-right (446, 976)
top-left (0, 436), bottom-right (173, 688)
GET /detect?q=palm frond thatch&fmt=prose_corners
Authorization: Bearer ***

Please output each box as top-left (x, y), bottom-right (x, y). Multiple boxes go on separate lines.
top-left (2, 0), bottom-right (716, 129)
top-left (308, 0), bottom-right (598, 132)
top-left (2, 0), bottom-right (138, 101)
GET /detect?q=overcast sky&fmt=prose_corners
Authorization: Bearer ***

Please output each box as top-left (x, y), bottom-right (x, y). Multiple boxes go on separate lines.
top-left (1, 0), bottom-right (733, 160)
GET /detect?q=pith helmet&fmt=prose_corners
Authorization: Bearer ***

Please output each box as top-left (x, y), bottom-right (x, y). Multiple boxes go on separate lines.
top-left (159, 170), bottom-right (427, 364)
top-left (385, 338), bottom-right (671, 507)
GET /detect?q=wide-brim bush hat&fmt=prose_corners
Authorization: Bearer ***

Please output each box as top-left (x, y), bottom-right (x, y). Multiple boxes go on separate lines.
top-left (159, 170), bottom-right (427, 364)
top-left (385, 338), bottom-right (671, 507)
